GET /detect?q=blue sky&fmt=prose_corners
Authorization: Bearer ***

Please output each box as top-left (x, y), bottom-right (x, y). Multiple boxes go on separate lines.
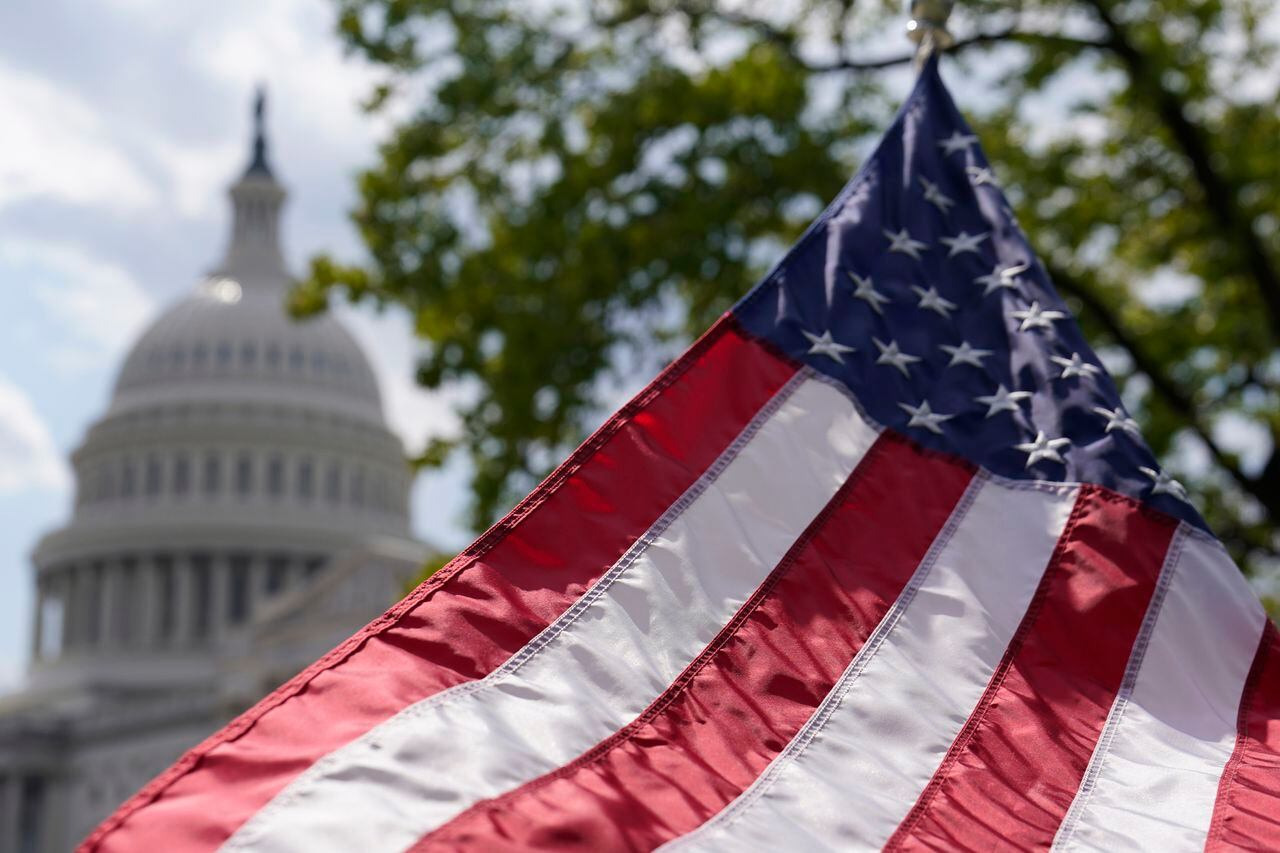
top-left (0, 0), bottom-right (474, 690)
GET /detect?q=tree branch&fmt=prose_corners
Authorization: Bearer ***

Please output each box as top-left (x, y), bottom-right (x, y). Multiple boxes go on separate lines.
top-left (809, 29), bottom-right (1111, 72)
top-left (1048, 263), bottom-right (1257, 488)
top-left (1052, 266), bottom-right (1280, 539)
top-left (1081, 0), bottom-right (1280, 343)
top-left (660, 6), bottom-right (1109, 72)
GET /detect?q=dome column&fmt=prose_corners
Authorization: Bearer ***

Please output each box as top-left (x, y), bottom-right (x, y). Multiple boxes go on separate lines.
top-left (100, 559), bottom-right (120, 649)
top-left (210, 554), bottom-right (231, 643)
top-left (61, 565), bottom-right (80, 653)
top-left (30, 575), bottom-right (47, 662)
top-left (136, 556), bottom-right (159, 649)
top-left (0, 773), bottom-right (20, 853)
top-left (88, 562), bottom-right (106, 649)
top-left (171, 555), bottom-right (195, 648)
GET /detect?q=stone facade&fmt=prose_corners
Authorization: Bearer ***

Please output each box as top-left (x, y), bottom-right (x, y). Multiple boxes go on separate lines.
top-left (0, 95), bottom-right (430, 853)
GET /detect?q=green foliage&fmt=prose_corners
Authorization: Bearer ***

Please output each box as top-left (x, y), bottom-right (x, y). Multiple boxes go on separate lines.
top-left (300, 0), bottom-right (1280, 575)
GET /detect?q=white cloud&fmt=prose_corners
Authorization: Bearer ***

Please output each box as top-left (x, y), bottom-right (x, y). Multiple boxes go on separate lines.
top-left (0, 371), bottom-right (70, 495)
top-left (147, 135), bottom-right (243, 221)
top-left (0, 61), bottom-right (158, 213)
top-left (0, 239), bottom-right (156, 373)
top-left (104, 0), bottom-right (391, 155)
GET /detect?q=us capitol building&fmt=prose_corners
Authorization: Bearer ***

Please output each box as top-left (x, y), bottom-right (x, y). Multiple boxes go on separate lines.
top-left (0, 96), bottom-right (431, 852)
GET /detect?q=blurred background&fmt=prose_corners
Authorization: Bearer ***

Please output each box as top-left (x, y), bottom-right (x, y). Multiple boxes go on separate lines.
top-left (0, 0), bottom-right (1277, 849)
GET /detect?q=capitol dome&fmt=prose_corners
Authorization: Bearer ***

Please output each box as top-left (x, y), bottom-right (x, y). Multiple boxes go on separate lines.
top-left (111, 275), bottom-right (383, 422)
top-left (23, 92), bottom-right (425, 694)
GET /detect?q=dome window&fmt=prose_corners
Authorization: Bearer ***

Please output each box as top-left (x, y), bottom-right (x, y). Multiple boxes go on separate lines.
top-left (120, 458), bottom-right (137, 499)
top-left (93, 466), bottom-right (112, 503)
top-left (267, 454), bottom-right (285, 498)
top-left (216, 341), bottom-right (233, 368)
top-left (266, 344), bottom-right (281, 369)
top-left (203, 452), bottom-right (222, 496)
top-left (173, 453), bottom-right (192, 497)
top-left (192, 343), bottom-right (209, 368)
top-left (235, 453), bottom-right (254, 497)
top-left (297, 458), bottom-right (314, 501)
top-left (241, 342), bottom-right (258, 368)
top-left (144, 455), bottom-right (163, 498)
top-left (324, 462), bottom-right (342, 504)
top-left (288, 347), bottom-right (304, 371)
top-left (351, 468), bottom-right (366, 508)
top-left (171, 346), bottom-right (186, 370)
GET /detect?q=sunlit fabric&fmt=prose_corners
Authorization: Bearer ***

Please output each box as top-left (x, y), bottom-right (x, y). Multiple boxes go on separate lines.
top-left (85, 56), bottom-right (1280, 853)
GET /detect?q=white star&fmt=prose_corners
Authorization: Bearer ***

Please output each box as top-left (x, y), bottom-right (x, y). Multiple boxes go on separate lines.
top-left (1011, 301), bottom-right (1067, 332)
top-left (883, 227), bottom-right (929, 262)
top-left (1050, 352), bottom-right (1102, 380)
top-left (975, 384), bottom-right (1032, 417)
top-left (940, 230), bottom-right (989, 258)
top-left (974, 261), bottom-right (1029, 297)
top-left (919, 176), bottom-right (955, 214)
top-left (940, 341), bottom-right (993, 369)
top-left (1000, 261), bottom-right (1030, 284)
top-left (898, 400), bottom-right (954, 435)
top-left (1140, 466), bottom-right (1189, 501)
top-left (801, 329), bottom-right (856, 363)
top-left (873, 337), bottom-right (922, 377)
top-left (967, 165), bottom-right (998, 186)
top-left (1015, 431), bottom-right (1071, 468)
top-left (911, 285), bottom-right (958, 318)
top-left (846, 271), bottom-right (891, 315)
top-left (1093, 406), bottom-right (1142, 437)
top-left (938, 131), bottom-right (979, 156)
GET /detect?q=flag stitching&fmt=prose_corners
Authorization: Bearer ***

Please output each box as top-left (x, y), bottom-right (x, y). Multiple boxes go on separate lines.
top-left (1205, 619), bottom-right (1277, 849)
top-left (659, 467), bottom-right (998, 850)
top-left (419, 430), bottom-right (904, 845)
top-left (1050, 522), bottom-right (1189, 849)
top-left (85, 314), bottom-right (741, 847)
top-left (224, 365), bottom-right (815, 847)
top-left (881, 486), bottom-right (1094, 850)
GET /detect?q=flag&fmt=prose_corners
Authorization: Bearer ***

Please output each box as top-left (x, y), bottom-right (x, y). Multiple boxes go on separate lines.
top-left (86, 56), bottom-right (1279, 853)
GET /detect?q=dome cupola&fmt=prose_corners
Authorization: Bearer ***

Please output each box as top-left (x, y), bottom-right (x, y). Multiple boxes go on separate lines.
top-left (26, 90), bottom-right (422, 692)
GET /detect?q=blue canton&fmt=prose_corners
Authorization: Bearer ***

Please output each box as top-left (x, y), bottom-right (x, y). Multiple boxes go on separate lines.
top-left (731, 56), bottom-right (1202, 529)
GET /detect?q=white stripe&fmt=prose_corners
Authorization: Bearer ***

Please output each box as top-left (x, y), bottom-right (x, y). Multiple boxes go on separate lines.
top-left (221, 373), bottom-right (878, 853)
top-left (662, 476), bottom-right (1077, 852)
top-left (1051, 529), bottom-right (1266, 853)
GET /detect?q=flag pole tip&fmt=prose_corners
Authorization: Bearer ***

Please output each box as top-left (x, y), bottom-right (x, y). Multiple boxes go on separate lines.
top-left (907, 0), bottom-right (955, 64)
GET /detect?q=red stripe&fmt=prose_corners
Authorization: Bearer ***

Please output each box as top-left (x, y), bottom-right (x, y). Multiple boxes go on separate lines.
top-left (83, 317), bottom-right (798, 852)
top-left (884, 485), bottom-right (1177, 852)
top-left (411, 432), bottom-right (976, 852)
top-left (1207, 620), bottom-right (1280, 851)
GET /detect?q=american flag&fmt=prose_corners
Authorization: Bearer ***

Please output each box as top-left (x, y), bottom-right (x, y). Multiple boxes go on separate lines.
top-left (86, 57), bottom-right (1279, 852)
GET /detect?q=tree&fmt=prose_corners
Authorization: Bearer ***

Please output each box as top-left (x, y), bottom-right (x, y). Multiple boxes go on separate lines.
top-left (295, 0), bottom-right (1280, 577)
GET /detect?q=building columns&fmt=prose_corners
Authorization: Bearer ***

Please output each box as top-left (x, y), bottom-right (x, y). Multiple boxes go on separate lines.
top-left (137, 556), bottom-right (158, 649)
top-left (30, 577), bottom-right (46, 664)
